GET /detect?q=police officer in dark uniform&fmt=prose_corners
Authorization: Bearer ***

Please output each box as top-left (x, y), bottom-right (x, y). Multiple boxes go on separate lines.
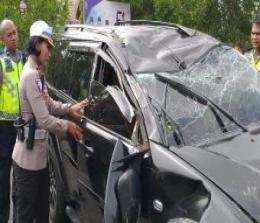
top-left (0, 19), bottom-right (26, 223)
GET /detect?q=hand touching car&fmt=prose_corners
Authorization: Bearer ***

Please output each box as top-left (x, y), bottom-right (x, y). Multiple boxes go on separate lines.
top-left (67, 122), bottom-right (83, 140)
top-left (67, 99), bottom-right (89, 140)
top-left (69, 99), bottom-right (89, 117)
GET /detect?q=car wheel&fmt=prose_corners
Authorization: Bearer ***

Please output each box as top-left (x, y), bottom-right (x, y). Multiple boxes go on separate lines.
top-left (49, 147), bottom-right (69, 223)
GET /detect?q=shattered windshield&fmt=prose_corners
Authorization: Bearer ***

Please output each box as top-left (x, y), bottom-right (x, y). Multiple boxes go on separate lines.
top-left (137, 46), bottom-right (260, 146)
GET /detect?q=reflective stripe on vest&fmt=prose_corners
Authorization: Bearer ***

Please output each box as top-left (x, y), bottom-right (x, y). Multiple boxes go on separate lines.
top-left (248, 52), bottom-right (260, 72)
top-left (0, 57), bottom-right (23, 121)
top-left (0, 111), bottom-right (18, 120)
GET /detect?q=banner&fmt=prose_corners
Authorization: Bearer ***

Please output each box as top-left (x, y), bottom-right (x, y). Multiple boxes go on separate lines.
top-left (83, 0), bottom-right (131, 26)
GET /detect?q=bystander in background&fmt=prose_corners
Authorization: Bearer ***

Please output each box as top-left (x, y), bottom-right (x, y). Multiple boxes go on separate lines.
top-left (245, 14), bottom-right (260, 71)
top-left (0, 19), bottom-right (26, 223)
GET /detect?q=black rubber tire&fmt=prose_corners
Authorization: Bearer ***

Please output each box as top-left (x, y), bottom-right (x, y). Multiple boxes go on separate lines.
top-left (48, 145), bottom-right (70, 223)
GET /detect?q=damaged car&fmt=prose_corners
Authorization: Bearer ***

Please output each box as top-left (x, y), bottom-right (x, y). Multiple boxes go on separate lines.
top-left (46, 20), bottom-right (260, 223)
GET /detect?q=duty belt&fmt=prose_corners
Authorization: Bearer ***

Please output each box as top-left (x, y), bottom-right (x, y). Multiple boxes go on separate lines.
top-left (24, 127), bottom-right (48, 140)
top-left (0, 111), bottom-right (19, 120)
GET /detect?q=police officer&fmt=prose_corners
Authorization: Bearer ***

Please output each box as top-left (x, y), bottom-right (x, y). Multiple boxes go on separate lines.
top-left (245, 14), bottom-right (260, 72)
top-left (12, 20), bottom-right (88, 223)
top-left (0, 19), bottom-right (26, 223)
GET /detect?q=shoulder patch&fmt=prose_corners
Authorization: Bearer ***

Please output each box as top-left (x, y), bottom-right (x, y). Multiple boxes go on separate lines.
top-left (35, 78), bottom-right (43, 93)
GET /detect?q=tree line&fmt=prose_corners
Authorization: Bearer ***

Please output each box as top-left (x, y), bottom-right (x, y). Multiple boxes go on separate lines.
top-left (119, 0), bottom-right (260, 49)
top-left (0, 0), bottom-right (259, 49)
top-left (0, 0), bottom-right (68, 49)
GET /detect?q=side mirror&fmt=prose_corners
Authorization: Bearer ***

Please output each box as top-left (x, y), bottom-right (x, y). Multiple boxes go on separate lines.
top-left (116, 162), bottom-right (141, 223)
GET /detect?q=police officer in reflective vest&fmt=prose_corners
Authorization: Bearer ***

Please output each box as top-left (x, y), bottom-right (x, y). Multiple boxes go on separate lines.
top-left (12, 20), bottom-right (88, 223)
top-left (245, 14), bottom-right (260, 72)
top-left (0, 19), bottom-right (26, 223)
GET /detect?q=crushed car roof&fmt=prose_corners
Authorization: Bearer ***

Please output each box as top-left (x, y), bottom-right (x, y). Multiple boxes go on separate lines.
top-left (62, 22), bottom-right (221, 73)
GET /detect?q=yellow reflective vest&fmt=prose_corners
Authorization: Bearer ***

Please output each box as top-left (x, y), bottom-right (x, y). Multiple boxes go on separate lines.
top-left (0, 52), bottom-right (25, 121)
top-left (246, 51), bottom-right (260, 72)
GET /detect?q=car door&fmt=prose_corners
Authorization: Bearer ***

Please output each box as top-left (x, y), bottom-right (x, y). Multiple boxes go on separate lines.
top-left (47, 40), bottom-right (99, 202)
top-left (76, 50), bottom-right (145, 222)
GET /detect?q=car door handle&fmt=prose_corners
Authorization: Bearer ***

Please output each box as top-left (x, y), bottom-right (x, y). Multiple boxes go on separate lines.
top-left (77, 139), bottom-right (94, 158)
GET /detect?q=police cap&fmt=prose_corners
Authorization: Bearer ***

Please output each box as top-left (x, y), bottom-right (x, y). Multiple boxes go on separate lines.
top-left (30, 20), bottom-right (54, 47)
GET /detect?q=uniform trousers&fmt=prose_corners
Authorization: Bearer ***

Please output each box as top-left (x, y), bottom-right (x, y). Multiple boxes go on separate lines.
top-left (0, 121), bottom-right (16, 223)
top-left (12, 162), bottom-right (49, 223)
top-left (0, 156), bottom-right (13, 223)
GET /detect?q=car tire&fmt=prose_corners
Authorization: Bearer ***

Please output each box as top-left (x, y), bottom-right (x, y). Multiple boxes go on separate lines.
top-left (49, 144), bottom-right (70, 223)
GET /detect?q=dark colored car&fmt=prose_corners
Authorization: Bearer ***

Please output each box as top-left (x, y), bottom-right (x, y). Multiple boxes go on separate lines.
top-left (46, 21), bottom-right (260, 223)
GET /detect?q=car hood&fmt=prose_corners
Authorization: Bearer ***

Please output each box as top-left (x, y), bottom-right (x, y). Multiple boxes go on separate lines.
top-left (173, 132), bottom-right (260, 222)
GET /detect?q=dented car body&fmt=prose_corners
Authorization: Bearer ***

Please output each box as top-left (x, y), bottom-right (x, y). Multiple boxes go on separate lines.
top-left (46, 21), bottom-right (260, 223)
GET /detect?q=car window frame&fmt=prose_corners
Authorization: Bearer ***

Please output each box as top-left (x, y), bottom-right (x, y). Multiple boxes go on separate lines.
top-left (50, 40), bottom-right (147, 149)
top-left (64, 41), bottom-right (100, 100)
top-left (66, 51), bottom-right (94, 100)
top-left (46, 40), bottom-right (74, 93)
top-left (91, 49), bottom-right (124, 89)
top-left (86, 48), bottom-right (145, 145)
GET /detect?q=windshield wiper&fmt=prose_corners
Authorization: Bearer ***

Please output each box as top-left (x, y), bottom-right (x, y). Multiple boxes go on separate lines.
top-left (166, 47), bottom-right (186, 70)
top-left (205, 96), bottom-right (247, 132)
top-left (155, 73), bottom-right (248, 132)
top-left (148, 95), bottom-right (185, 146)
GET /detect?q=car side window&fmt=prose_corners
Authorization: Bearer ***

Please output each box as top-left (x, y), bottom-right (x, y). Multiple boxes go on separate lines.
top-left (94, 56), bottom-right (120, 87)
top-left (67, 51), bottom-right (94, 101)
top-left (87, 57), bottom-right (133, 139)
top-left (46, 41), bottom-right (74, 92)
